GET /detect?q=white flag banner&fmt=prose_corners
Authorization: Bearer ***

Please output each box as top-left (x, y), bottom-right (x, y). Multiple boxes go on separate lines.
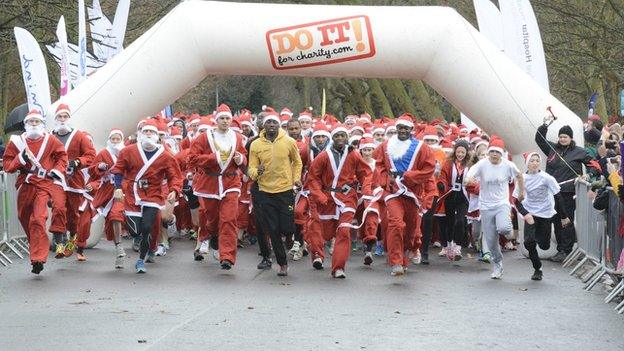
top-left (56, 16), bottom-right (71, 96)
top-left (78, 0), bottom-right (88, 83)
top-left (46, 42), bottom-right (105, 85)
top-left (500, 0), bottom-right (549, 91)
top-left (88, 0), bottom-right (113, 61)
top-left (473, 0), bottom-right (504, 51)
top-left (109, 0), bottom-right (131, 59)
top-left (14, 27), bottom-right (52, 119)
top-left (461, 113), bottom-right (480, 132)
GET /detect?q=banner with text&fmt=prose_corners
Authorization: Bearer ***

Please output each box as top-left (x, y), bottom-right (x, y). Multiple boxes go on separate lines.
top-left (266, 16), bottom-right (376, 70)
top-left (14, 27), bottom-right (52, 118)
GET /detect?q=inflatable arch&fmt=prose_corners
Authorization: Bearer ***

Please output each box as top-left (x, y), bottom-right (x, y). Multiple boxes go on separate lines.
top-left (53, 0), bottom-right (582, 151)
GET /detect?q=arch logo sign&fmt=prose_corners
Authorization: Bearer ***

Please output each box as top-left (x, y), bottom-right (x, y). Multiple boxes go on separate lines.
top-left (266, 16), bottom-right (376, 70)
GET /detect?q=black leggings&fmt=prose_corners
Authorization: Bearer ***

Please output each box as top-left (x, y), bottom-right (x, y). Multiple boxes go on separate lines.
top-left (126, 207), bottom-right (160, 260)
top-left (420, 197), bottom-right (437, 256)
top-left (443, 193), bottom-right (468, 247)
top-left (523, 215), bottom-right (552, 270)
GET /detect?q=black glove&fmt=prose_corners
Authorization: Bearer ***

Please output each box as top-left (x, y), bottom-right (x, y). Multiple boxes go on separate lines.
top-left (69, 159), bottom-right (80, 170)
top-left (21, 149), bottom-right (30, 162)
top-left (437, 182), bottom-right (445, 192)
top-left (48, 171), bottom-right (61, 181)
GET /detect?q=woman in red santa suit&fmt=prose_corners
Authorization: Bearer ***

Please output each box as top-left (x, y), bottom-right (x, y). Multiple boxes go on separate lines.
top-left (111, 119), bottom-right (183, 273)
top-left (374, 114), bottom-right (436, 276)
top-left (89, 129), bottom-right (127, 269)
top-left (50, 103), bottom-right (96, 258)
top-left (3, 110), bottom-right (68, 274)
top-left (188, 103), bottom-right (247, 271)
top-left (307, 124), bottom-right (373, 278)
top-left (356, 137), bottom-right (383, 266)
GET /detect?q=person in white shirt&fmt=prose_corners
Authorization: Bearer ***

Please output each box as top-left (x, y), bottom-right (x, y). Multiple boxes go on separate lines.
top-left (513, 152), bottom-right (570, 281)
top-left (465, 136), bottom-right (524, 279)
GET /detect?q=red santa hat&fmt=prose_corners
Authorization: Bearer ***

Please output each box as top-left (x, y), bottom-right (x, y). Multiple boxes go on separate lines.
top-left (385, 121), bottom-right (397, 134)
top-left (136, 119), bottom-right (147, 130)
top-left (189, 113), bottom-right (201, 125)
top-left (350, 121), bottom-right (365, 134)
top-left (359, 137), bottom-right (376, 150)
top-left (298, 109), bottom-right (313, 122)
top-left (523, 151), bottom-right (540, 165)
top-left (358, 113), bottom-right (372, 123)
top-left (24, 109), bottom-right (44, 123)
top-left (280, 107), bottom-right (293, 117)
top-left (54, 103), bottom-right (71, 118)
top-left (344, 114), bottom-right (358, 123)
top-left (422, 125), bottom-right (439, 142)
top-left (349, 134), bottom-right (362, 145)
top-left (109, 129), bottom-right (124, 139)
top-left (215, 103), bottom-right (233, 120)
top-left (474, 140), bottom-right (489, 151)
top-left (198, 117), bottom-right (213, 131)
top-left (589, 114), bottom-right (601, 122)
top-left (157, 121), bottom-right (168, 135)
top-left (487, 135), bottom-right (505, 154)
top-left (312, 123), bottom-right (331, 139)
top-left (469, 129), bottom-right (482, 143)
top-left (395, 114), bottom-right (415, 129)
top-left (170, 126), bottom-right (182, 139)
top-left (458, 124), bottom-right (469, 136)
top-left (239, 112), bottom-right (253, 127)
top-left (141, 119), bottom-right (159, 133)
top-left (280, 114), bottom-right (290, 126)
top-left (440, 138), bottom-right (453, 153)
top-left (263, 110), bottom-right (280, 125)
top-left (231, 118), bottom-right (242, 132)
top-left (331, 123), bottom-right (349, 137)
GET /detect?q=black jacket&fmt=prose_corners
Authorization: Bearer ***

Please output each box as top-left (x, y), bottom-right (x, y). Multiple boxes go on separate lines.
top-left (535, 124), bottom-right (592, 193)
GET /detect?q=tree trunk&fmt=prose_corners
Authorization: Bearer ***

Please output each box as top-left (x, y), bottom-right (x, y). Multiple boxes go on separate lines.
top-left (367, 79), bottom-right (394, 118)
top-left (408, 80), bottom-right (443, 120)
top-left (381, 79), bottom-right (416, 117)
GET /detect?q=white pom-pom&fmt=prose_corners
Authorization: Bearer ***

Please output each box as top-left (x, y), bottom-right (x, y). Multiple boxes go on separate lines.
top-left (308, 106), bottom-right (313, 111)
top-left (262, 105), bottom-right (267, 111)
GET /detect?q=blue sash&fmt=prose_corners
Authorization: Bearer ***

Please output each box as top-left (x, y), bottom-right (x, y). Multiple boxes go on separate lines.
top-left (392, 138), bottom-right (418, 174)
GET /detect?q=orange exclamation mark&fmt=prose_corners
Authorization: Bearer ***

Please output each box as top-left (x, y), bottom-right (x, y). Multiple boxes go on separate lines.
top-left (352, 19), bottom-right (365, 52)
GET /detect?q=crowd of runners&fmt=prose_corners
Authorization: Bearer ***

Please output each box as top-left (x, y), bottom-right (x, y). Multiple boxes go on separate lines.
top-left (5, 102), bottom-right (615, 280)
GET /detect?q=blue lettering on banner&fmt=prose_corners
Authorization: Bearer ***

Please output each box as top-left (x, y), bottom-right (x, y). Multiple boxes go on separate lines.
top-left (21, 54), bottom-right (44, 116)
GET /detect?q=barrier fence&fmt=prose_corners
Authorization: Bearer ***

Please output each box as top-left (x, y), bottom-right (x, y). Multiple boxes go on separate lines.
top-left (562, 180), bottom-right (624, 314)
top-left (0, 171), bottom-right (29, 266)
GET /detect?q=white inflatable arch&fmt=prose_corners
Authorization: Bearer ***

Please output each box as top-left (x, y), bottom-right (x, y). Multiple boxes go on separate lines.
top-left (54, 0), bottom-right (582, 151)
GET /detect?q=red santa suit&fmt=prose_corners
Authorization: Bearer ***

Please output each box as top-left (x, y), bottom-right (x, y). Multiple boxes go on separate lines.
top-left (174, 148), bottom-right (193, 232)
top-left (188, 119), bottom-right (247, 265)
top-left (50, 126), bottom-right (96, 237)
top-left (307, 141), bottom-right (372, 274)
top-left (89, 144), bottom-right (126, 242)
top-left (374, 121), bottom-right (435, 269)
top-left (3, 116), bottom-right (68, 265)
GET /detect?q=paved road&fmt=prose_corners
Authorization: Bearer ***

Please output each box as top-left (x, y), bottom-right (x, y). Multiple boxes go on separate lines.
top-left (1, 239), bottom-right (622, 351)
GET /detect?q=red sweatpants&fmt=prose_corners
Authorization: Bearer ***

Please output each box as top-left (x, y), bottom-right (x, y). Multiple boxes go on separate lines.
top-left (358, 210), bottom-right (379, 245)
top-left (17, 184), bottom-right (51, 263)
top-left (308, 208), bottom-right (354, 272)
top-left (386, 196), bottom-right (421, 266)
top-left (76, 203), bottom-right (92, 249)
top-left (174, 197), bottom-right (193, 231)
top-left (48, 184), bottom-right (67, 234)
top-left (200, 192), bottom-right (238, 264)
top-left (237, 202), bottom-right (250, 231)
top-left (64, 192), bottom-right (82, 235)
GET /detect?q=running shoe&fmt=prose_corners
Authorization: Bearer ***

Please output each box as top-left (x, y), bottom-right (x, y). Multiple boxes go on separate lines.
top-left (220, 260), bottom-right (233, 270)
top-left (277, 265), bottom-right (288, 277)
top-left (491, 262), bottom-right (503, 279)
top-left (504, 241), bottom-right (516, 251)
top-left (193, 249), bottom-right (204, 261)
top-left (289, 241), bottom-right (301, 259)
top-left (410, 250), bottom-right (422, 265)
top-left (135, 259), bottom-right (146, 274)
top-left (31, 261), bottom-right (44, 274)
top-left (76, 253), bottom-right (87, 261)
top-left (332, 269), bottom-right (346, 279)
top-left (257, 257), bottom-right (272, 270)
top-left (189, 230), bottom-right (198, 240)
top-left (391, 265), bottom-right (404, 276)
top-left (531, 269), bottom-right (543, 281)
top-left (63, 236), bottom-right (76, 257)
top-left (146, 251), bottom-right (156, 263)
top-left (421, 252), bottom-right (430, 265)
top-left (363, 252), bottom-right (373, 266)
top-left (132, 236), bottom-right (141, 252)
top-left (293, 244), bottom-right (304, 261)
top-left (481, 252), bottom-right (492, 263)
top-left (54, 243), bottom-right (66, 259)
top-left (155, 244), bottom-right (167, 257)
top-left (374, 241), bottom-right (384, 256)
top-left (199, 240), bottom-right (210, 254)
top-left (433, 241), bottom-right (442, 248)
top-left (312, 256), bottom-right (324, 270)
top-left (438, 247), bottom-right (447, 257)
top-left (453, 245), bottom-right (463, 261)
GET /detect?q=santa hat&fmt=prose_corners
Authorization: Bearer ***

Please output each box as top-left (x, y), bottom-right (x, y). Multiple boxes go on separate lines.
top-left (262, 105), bottom-right (276, 114)
top-left (589, 114), bottom-right (601, 122)
top-left (137, 119), bottom-right (147, 130)
top-left (440, 138), bottom-right (453, 153)
top-left (239, 112), bottom-right (253, 127)
top-left (298, 109), bottom-right (313, 122)
top-left (474, 140), bottom-right (489, 151)
top-left (359, 137), bottom-right (376, 150)
top-left (157, 121), bottom-right (168, 135)
top-left (24, 109), bottom-right (44, 123)
top-left (395, 114), bottom-right (414, 129)
top-left (189, 113), bottom-right (201, 125)
top-left (280, 114), bottom-right (290, 126)
top-left (280, 107), bottom-right (293, 117)
top-left (331, 123), bottom-right (349, 137)
top-left (170, 126), bottom-right (182, 139)
top-left (215, 103), bottom-right (233, 120)
top-left (358, 113), bottom-right (372, 123)
top-left (345, 115), bottom-right (358, 123)
top-left (263, 110), bottom-right (280, 125)
top-left (349, 134), bottom-right (362, 145)
top-left (458, 124), bottom-right (469, 135)
top-left (422, 125), bottom-right (439, 142)
top-left (487, 136), bottom-right (505, 154)
top-left (198, 117), bottom-right (213, 131)
top-left (385, 121), bottom-right (397, 134)
top-left (312, 123), bottom-right (331, 139)
top-left (54, 103), bottom-right (71, 118)
top-left (523, 151), bottom-right (540, 166)
top-left (350, 121), bottom-right (365, 134)
top-left (469, 129), bottom-right (482, 143)
top-left (109, 129), bottom-right (124, 139)
top-left (231, 119), bottom-right (242, 132)
top-left (141, 119), bottom-right (159, 133)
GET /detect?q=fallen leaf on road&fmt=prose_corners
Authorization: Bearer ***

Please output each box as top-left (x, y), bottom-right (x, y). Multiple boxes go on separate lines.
top-left (138, 339), bottom-right (147, 343)
top-left (69, 301), bottom-right (89, 305)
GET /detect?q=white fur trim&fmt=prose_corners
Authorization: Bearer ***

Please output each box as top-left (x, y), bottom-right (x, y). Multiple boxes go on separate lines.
top-left (215, 111), bottom-right (232, 119)
top-left (54, 108), bottom-right (71, 117)
top-left (395, 119), bottom-right (414, 128)
top-left (142, 125), bottom-right (158, 133)
top-left (359, 142), bottom-right (376, 150)
top-left (263, 115), bottom-right (280, 125)
top-left (387, 136), bottom-right (412, 159)
top-left (423, 135), bottom-right (439, 142)
top-left (487, 146), bottom-right (504, 154)
top-left (331, 127), bottom-right (348, 137)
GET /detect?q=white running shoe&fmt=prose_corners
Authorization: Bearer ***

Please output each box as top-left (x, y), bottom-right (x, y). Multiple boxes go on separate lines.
top-left (199, 240), bottom-right (210, 254)
top-left (438, 247), bottom-right (447, 257)
top-left (433, 241), bottom-right (442, 248)
top-left (391, 264), bottom-right (405, 276)
top-left (332, 269), bottom-right (346, 279)
top-left (289, 241), bottom-right (301, 259)
top-left (167, 223), bottom-right (178, 238)
top-left (410, 250), bottom-right (422, 265)
top-left (453, 245), bottom-right (463, 261)
top-left (212, 249), bottom-right (219, 261)
top-left (155, 244), bottom-right (167, 257)
top-left (293, 244), bottom-right (304, 261)
top-left (328, 238), bottom-right (335, 256)
top-left (491, 262), bottom-right (503, 279)
top-left (114, 245), bottom-right (125, 269)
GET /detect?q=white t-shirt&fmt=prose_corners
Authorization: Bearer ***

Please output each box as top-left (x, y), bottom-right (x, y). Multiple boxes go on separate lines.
top-left (513, 171), bottom-right (560, 218)
top-left (467, 158), bottom-right (520, 211)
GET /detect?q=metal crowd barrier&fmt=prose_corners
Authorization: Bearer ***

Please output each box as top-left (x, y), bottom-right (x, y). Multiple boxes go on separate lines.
top-left (563, 180), bottom-right (624, 313)
top-left (0, 171), bottom-right (30, 266)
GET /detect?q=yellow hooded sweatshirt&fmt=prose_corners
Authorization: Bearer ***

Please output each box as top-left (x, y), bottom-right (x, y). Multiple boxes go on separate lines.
top-left (248, 128), bottom-right (303, 193)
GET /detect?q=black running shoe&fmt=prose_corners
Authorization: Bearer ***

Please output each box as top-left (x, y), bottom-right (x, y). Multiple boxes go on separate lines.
top-left (220, 260), bottom-right (233, 270)
top-left (31, 261), bottom-right (44, 274)
top-left (531, 269), bottom-right (543, 281)
top-left (193, 250), bottom-right (204, 261)
top-left (257, 257), bottom-right (272, 270)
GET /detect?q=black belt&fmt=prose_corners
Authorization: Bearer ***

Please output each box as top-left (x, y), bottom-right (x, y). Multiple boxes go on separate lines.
top-left (324, 183), bottom-right (356, 194)
top-left (205, 171), bottom-right (239, 177)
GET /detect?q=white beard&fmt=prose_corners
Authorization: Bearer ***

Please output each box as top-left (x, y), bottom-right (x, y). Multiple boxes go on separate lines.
top-left (25, 124), bottom-right (46, 139)
top-left (106, 140), bottom-right (124, 156)
top-left (54, 122), bottom-right (72, 135)
top-left (138, 134), bottom-right (159, 151)
top-left (387, 135), bottom-right (412, 159)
